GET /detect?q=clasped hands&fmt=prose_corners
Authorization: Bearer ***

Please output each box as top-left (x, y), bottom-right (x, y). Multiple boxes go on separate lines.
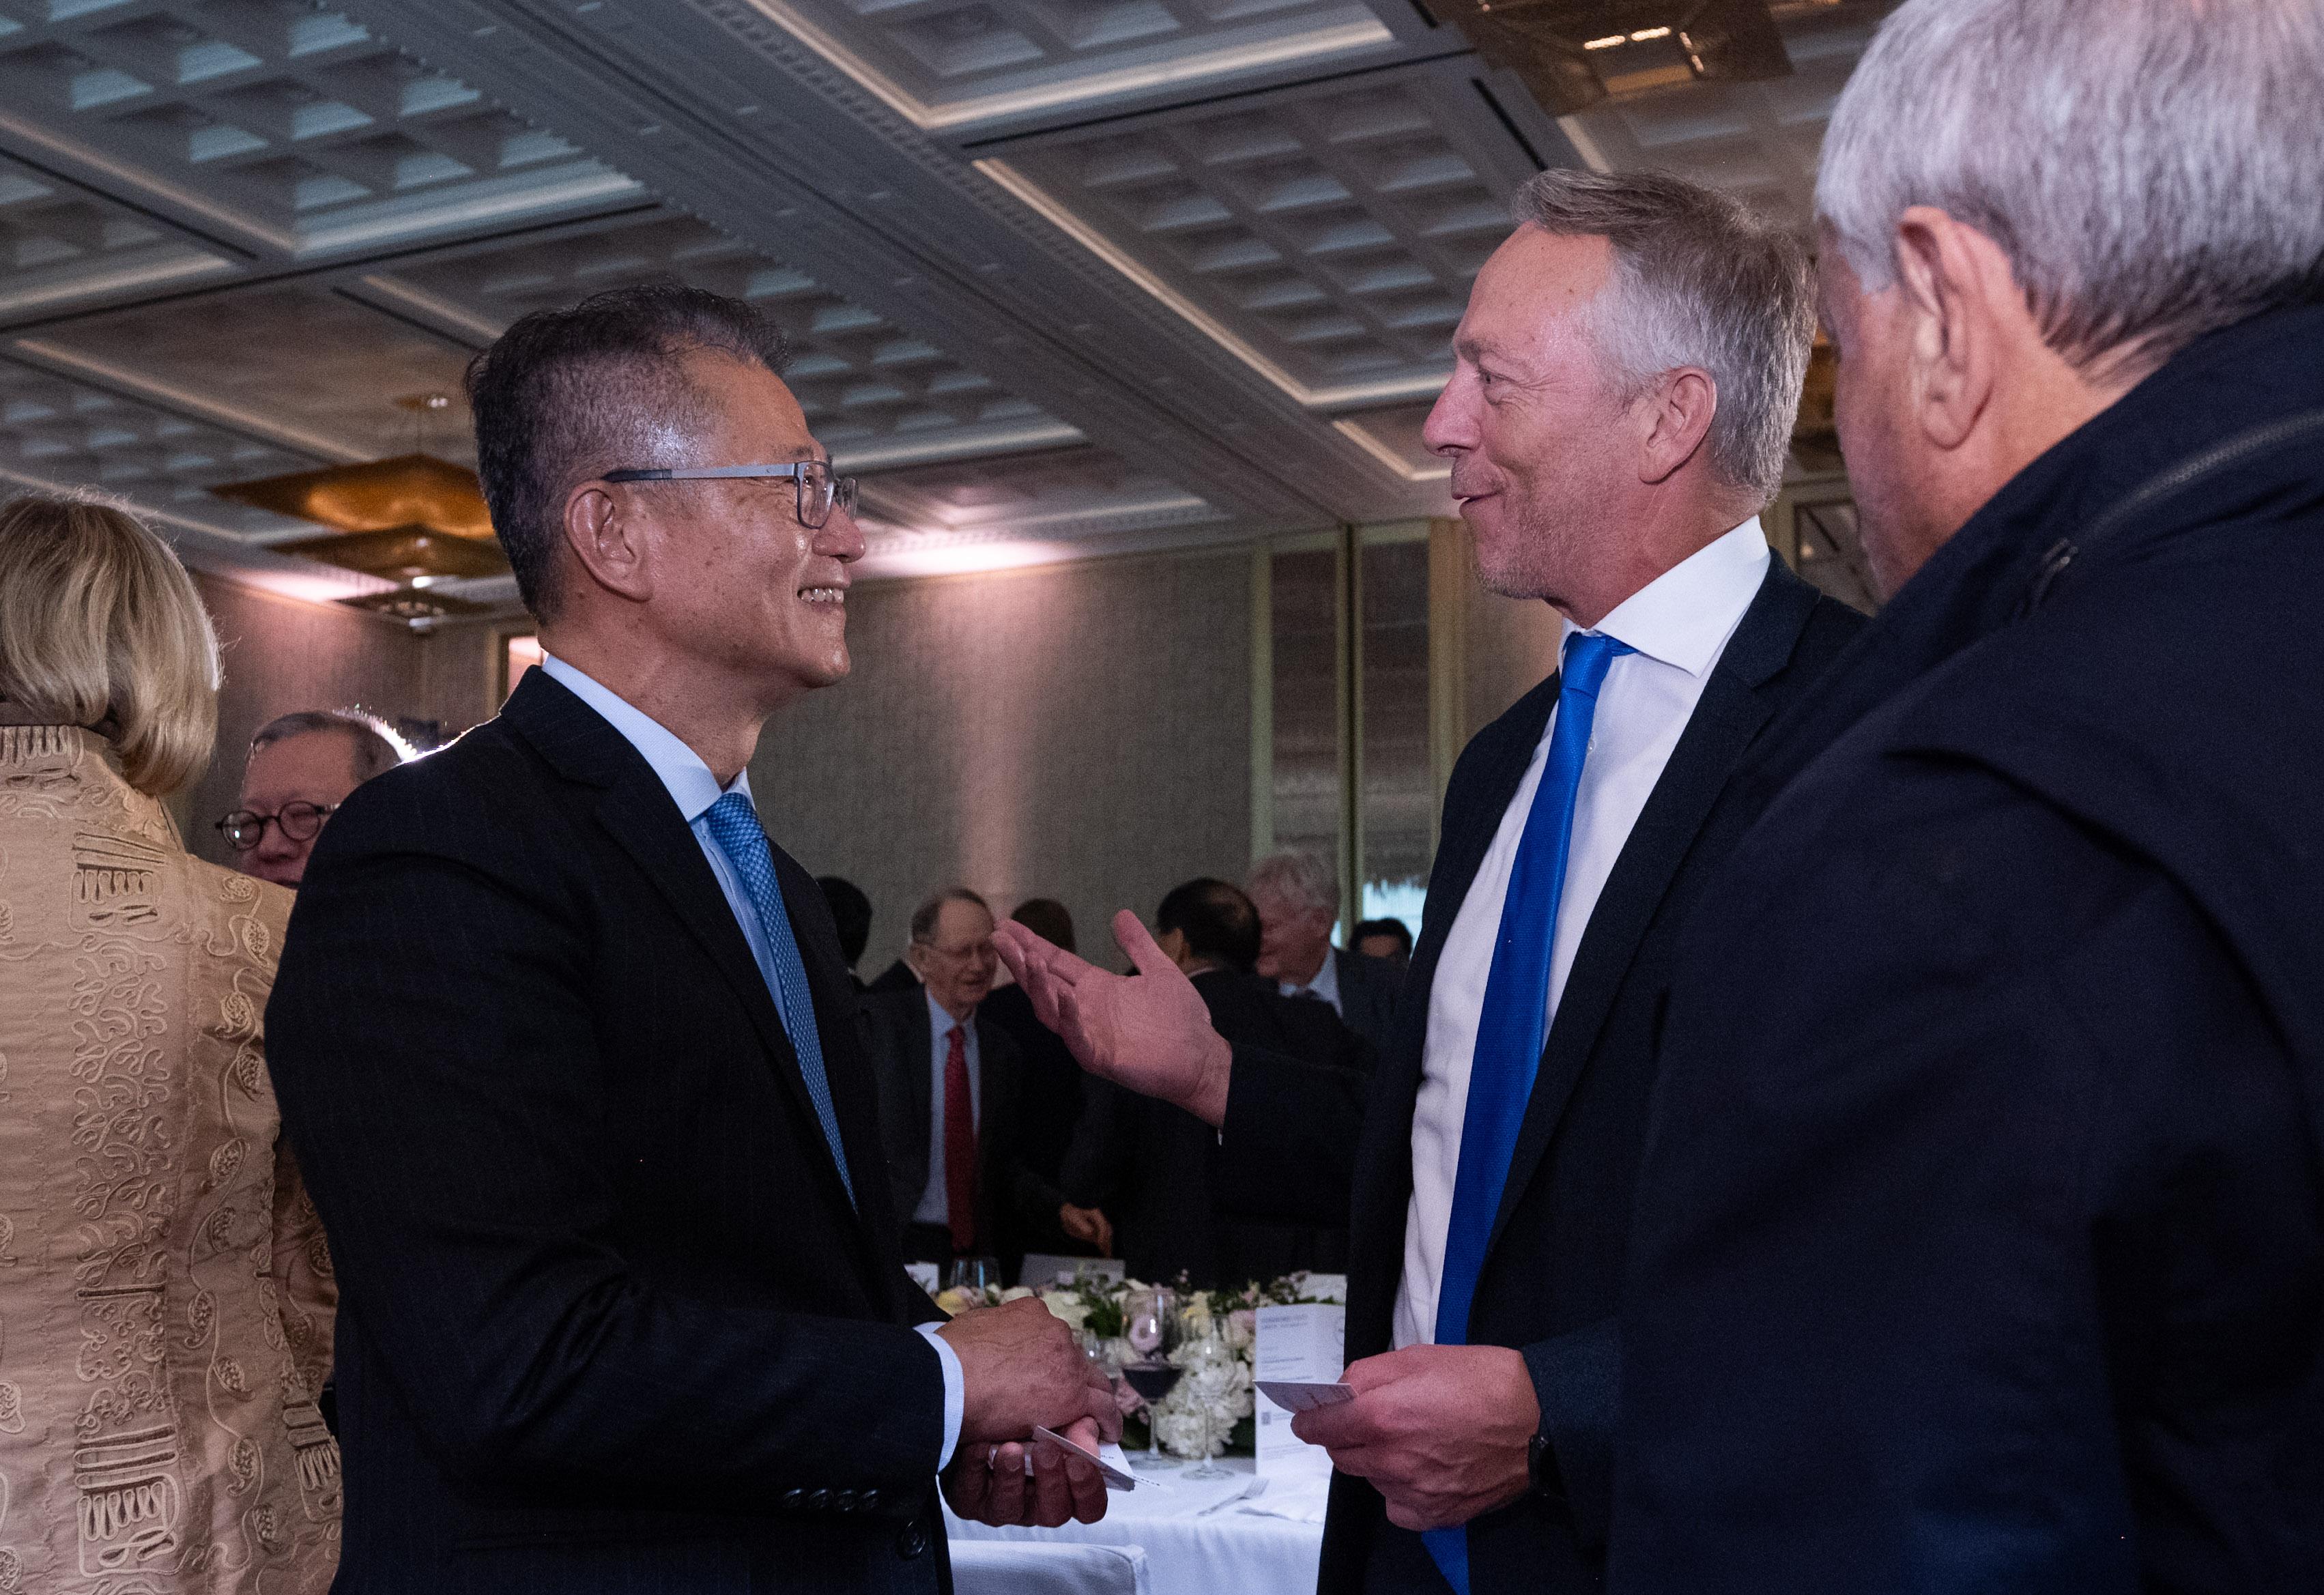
top-left (936, 1296), bottom-right (1121, 1528)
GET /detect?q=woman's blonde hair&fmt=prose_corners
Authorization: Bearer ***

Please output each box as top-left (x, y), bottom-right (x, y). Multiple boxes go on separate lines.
top-left (0, 493), bottom-right (220, 796)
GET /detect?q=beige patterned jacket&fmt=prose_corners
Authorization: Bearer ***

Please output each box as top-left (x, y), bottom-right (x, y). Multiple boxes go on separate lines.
top-left (0, 723), bottom-right (340, 1594)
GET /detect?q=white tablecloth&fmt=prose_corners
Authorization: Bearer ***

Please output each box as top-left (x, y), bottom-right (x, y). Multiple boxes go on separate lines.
top-left (945, 1458), bottom-right (1326, 1595)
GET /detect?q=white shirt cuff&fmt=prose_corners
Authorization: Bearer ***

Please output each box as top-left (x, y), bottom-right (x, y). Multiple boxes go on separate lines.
top-left (915, 1321), bottom-right (964, 1471)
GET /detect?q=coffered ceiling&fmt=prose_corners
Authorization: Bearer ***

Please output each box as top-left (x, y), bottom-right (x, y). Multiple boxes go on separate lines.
top-left (0, 0), bottom-right (1893, 619)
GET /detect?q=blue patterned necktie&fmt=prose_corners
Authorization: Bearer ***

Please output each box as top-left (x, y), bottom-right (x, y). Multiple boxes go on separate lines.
top-left (1424, 630), bottom-right (1631, 1594)
top-left (702, 791), bottom-right (855, 1204)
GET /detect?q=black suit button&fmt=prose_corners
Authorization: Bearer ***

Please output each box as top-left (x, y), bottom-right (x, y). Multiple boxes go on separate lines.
top-left (897, 1519), bottom-right (930, 1559)
top-left (859, 1489), bottom-right (880, 1510)
top-left (835, 1489), bottom-right (859, 1510)
top-left (783, 1488), bottom-right (804, 1509)
top-left (809, 1489), bottom-right (831, 1512)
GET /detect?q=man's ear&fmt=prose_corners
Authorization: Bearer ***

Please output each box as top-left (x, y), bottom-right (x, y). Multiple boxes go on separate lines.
top-left (1635, 367), bottom-right (1719, 485)
top-left (563, 481), bottom-right (655, 603)
top-left (1891, 205), bottom-right (2004, 452)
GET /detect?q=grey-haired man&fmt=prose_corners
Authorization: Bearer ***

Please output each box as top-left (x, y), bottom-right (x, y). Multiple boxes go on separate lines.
top-left (1618, 1), bottom-right (2324, 1589)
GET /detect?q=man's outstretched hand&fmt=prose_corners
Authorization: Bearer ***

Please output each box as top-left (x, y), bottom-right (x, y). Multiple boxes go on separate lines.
top-left (992, 911), bottom-right (1234, 1127)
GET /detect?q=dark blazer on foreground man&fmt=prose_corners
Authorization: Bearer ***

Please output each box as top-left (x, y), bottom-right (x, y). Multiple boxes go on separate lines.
top-left (268, 670), bottom-right (953, 1594)
top-left (1216, 555), bottom-right (1864, 1592)
top-left (1615, 300), bottom-right (2324, 1595)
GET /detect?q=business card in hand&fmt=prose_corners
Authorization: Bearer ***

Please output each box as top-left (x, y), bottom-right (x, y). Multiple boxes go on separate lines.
top-left (1257, 1379), bottom-right (1355, 1414)
top-left (1031, 1425), bottom-right (1137, 1491)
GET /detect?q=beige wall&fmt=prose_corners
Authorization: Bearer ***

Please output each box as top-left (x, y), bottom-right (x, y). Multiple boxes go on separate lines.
top-left (183, 573), bottom-right (500, 867)
top-left (750, 547), bottom-right (1253, 978)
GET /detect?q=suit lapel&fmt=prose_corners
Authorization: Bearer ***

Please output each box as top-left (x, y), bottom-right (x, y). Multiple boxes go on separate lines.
top-left (769, 842), bottom-right (902, 1283)
top-left (1483, 564), bottom-right (1821, 1254)
top-left (594, 772), bottom-right (861, 1216)
top-left (499, 673), bottom-right (865, 1228)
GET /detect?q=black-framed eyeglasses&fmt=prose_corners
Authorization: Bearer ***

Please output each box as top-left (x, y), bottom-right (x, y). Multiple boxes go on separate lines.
top-left (214, 802), bottom-right (338, 852)
top-left (601, 460), bottom-right (859, 530)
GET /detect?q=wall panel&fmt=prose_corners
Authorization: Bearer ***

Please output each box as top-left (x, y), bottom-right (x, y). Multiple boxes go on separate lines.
top-left (750, 549), bottom-right (1252, 979)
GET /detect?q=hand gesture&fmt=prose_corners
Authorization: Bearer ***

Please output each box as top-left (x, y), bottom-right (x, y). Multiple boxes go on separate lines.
top-left (993, 910), bottom-right (1234, 1127)
top-left (941, 1412), bottom-right (1112, 1528)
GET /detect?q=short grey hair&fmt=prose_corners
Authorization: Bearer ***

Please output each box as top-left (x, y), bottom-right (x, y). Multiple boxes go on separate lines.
top-left (1818, 0), bottom-right (2324, 372)
top-left (250, 708), bottom-right (412, 783)
top-left (910, 887), bottom-right (990, 945)
top-left (1246, 850), bottom-right (1336, 919)
top-left (1512, 168), bottom-right (1815, 504)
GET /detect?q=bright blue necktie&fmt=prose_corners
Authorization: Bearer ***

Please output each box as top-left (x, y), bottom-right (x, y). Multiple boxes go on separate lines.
top-left (1424, 630), bottom-right (1631, 1594)
top-left (702, 791), bottom-right (855, 1204)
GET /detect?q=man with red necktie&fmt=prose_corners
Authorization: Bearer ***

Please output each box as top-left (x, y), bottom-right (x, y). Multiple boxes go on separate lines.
top-left (864, 888), bottom-right (1104, 1277)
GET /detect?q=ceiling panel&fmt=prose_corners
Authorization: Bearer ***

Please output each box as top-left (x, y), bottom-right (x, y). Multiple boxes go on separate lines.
top-left (16, 281), bottom-right (475, 461)
top-left (1558, 3), bottom-right (1880, 233)
top-left (0, 0), bottom-right (642, 261)
top-left (0, 149), bottom-right (234, 317)
top-left (1331, 398), bottom-right (1441, 480)
top-left (751, 0), bottom-right (1405, 131)
top-left (0, 353), bottom-right (317, 540)
top-left (366, 210), bottom-right (1082, 472)
top-left (981, 56), bottom-right (1542, 406)
top-left (857, 442), bottom-right (1216, 538)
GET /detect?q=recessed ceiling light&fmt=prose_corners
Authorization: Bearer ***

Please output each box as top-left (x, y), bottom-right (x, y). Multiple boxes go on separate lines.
top-left (1583, 34), bottom-right (1628, 50)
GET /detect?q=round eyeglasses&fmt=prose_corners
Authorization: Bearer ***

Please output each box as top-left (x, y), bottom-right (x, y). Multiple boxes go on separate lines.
top-left (215, 801), bottom-right (338, 851)
top-left (601, 459), bottom-right (859, 530)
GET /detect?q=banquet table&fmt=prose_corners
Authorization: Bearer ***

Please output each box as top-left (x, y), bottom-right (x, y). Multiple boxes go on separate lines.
top-left (945, 1456), bottom-right (1328, 1595)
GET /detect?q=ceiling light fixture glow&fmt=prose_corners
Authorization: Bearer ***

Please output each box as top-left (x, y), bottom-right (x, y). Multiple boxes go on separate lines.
top-left (1631, 26), bottom-right (1672, 41)
top-left (1583, 34), bottom-right (1628, 49)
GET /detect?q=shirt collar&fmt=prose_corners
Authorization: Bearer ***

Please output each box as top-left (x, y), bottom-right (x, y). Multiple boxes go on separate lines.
top-left (926, 988), bottom-right (964, 1040)
top-left (540, 653), bottom-right (747, 823)
top-left (1566, 516), bottom-right (1771, 677)
top-left (1295, 945), bottom-right (1341, 1003)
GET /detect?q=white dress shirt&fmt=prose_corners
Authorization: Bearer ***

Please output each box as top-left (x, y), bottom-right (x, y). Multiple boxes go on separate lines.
top-left (1278, 943), bottom-right (1343, 1014)
top-left (1392, 519), bottom-right (1770, 1349)
top-left (540, 655), bottom-right (963, 1467)
top-left (913, 992), bottom-right (983, 1226)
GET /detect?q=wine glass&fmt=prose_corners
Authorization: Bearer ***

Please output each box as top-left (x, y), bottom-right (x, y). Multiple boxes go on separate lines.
top-left (1175, 1312), bottom-right (1233, 1480)
top-left (1122, 1288), bottom-right (1181, 1471)
top-left (947, 1256), bottom-right (999, 1297)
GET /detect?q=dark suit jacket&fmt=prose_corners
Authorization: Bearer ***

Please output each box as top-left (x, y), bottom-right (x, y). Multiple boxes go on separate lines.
top-left (1067, 968), bottom-right (1371, 1287)
top-left (1212, 557), bottom-right (1865, 1594)
top-left (266, 670), bottom-right (953, 1595)
top-left (1616, 303), bottom-right (2324, 1592)
top-left (1328, 945), bottom-right (1403, 1059)
top-left (978, 981), bottom-right (1087, 1189)
top-left (860, 988), bottom-right (1063, 1271)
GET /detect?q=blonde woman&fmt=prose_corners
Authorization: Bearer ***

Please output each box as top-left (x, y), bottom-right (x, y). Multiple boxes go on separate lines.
top-left (0, 494), bottom-right (339, 1591)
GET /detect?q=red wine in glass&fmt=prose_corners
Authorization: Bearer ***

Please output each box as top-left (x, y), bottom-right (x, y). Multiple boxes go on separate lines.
top-left (1123, 1362), bottom-right (1183, 1471)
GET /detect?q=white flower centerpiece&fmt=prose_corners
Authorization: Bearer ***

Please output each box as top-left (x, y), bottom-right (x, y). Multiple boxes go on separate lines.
top-left (931, 1271), bottom-right (1345, 1461)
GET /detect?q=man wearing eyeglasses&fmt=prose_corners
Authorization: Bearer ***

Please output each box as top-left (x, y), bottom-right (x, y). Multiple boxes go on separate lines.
top-left (265, 283), bottom-right (1114, 1595)
top-left (220, 707), bottom-right (410, 887)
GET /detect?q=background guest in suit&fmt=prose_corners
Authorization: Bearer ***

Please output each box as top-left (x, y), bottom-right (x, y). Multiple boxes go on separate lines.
top-left (266, 283), bottom-right (1113, 1595)
top-left (1000, 169), bottom-right (1863, 1595)
top-left (1065, 878), bottom-right (1371, 1287)
top-left (220, 706), bottom-right (411, 888)
top-left (980, 898), bottom-right (1097, 1215)
top-left (1617, 3), bottom-right (2324, 1588)
top-left (818, 874), bottom-right (874, 990)
top-left (1351, 917), bottom-right (1414, 976)
top-left (0, 493), bottom-right (341, 1593)
top-left (863, 888), bottom-right (1109, 1275)
top-left (1247, 850), bottom-right (1403, 1056)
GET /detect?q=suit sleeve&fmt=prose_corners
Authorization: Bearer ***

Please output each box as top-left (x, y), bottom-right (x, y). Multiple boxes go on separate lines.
top-left (266, 814), bottom-right (946, 1511)
top-left (1210, 1043), bottom-right (1368, 1226)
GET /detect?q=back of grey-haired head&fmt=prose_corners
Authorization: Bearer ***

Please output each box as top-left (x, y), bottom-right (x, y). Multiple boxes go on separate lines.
top-left (1511, 168), bottom-right (1815, 504)
top-left (250, 708), bottom-right (412, 783)
top-left (1247, 850), bottom-right (1337, 918)
top-left (1819, 0), bottom-right (2324, 371)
